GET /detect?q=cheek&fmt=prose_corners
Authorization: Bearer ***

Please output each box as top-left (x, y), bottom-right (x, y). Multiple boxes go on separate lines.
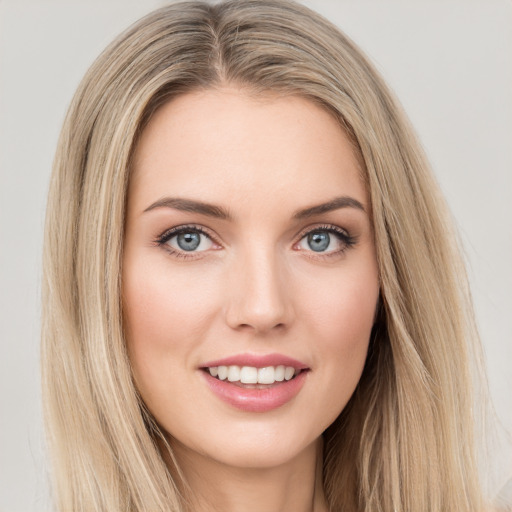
top-left (122, 258), bottom-right (221, 399)
top-left (123, 259), bottom-right (217, 348)
top-left (122, 259), bottom-right (223, 423)
top-left (297, 257), bottom-right (379, 403)
top-left (300, 257), bottom-right (378, 344)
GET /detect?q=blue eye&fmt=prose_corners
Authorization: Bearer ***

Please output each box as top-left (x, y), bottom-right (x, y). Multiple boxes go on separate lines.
top-left (176, 232), bottom-right (201, 251)
top-left (297, 227), bottom-right (355, 254)
top-left (160, 227), bottom-right (214, 253)
top-left (307, 231), bottom-right (331, 252)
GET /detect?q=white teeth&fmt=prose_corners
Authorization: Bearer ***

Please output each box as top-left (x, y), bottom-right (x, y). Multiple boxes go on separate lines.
top-left (240, 366), bottom-right (258, 384)
top-left (207, 365), bottom-right (300, 384)
top-left (284, 366), bottom-right (295, 381)
top-left (217, 366), bottom-right (228, 380)
top-left (227, 365), bottom-right (240, 382)
top-left (274, 365), bottom-right (285, 382)
top-left (257, 366), bottom-right (275, 384)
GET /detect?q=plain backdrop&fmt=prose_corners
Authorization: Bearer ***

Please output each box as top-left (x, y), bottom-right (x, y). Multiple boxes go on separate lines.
top-left (0, 1), bottom-right (511, 510)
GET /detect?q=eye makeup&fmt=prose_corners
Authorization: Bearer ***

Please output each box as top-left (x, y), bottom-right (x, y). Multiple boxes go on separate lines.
top-left (293, 223), bottom-right (358, 260)
top-left (154, 222), bottom-right (358, 261)
top-left (154, 224), bottom-right (221, 260)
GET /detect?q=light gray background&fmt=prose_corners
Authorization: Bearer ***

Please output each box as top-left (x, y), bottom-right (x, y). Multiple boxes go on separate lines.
top-left (0, 1), bottom-right (510, 511)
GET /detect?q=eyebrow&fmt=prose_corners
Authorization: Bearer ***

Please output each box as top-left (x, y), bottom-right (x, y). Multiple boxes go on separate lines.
top-left (143, 197), bottom-right (232, 219)
top-left (143, 195), bottom-right (365, 220)
top-left (293, 196), bottom-right (366, 219)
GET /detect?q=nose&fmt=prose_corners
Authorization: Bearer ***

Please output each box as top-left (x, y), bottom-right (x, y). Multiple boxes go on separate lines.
top-left (224, 246), bottom-right (293, 334)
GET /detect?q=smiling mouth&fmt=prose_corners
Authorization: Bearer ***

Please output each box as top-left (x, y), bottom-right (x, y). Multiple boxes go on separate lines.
top-left (202, 365), bottom-right (305, 387)
top-left (200, 362), bottom-right (309, 412)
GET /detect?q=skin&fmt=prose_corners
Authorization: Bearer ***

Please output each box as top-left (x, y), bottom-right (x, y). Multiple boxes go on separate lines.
top-left (123, 86), bottom-right (380, 512)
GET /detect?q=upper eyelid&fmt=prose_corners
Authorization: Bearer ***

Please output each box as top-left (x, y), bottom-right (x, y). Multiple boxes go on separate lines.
top-left (157, 224), bottom-right (217, 243)
top-left (156, 222), bottom-right (353, 248)
top-left (295, 223), bottom-right (350, 239)
top-left (155, 225), bottom-right (219, 258)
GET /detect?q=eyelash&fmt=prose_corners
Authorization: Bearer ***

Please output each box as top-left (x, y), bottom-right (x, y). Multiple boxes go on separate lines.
top-left (155, 223), bottom-right (357, 259)
top-left (295, 224), bottom-right (357, 259)
top-left (155, 224), bottom-right (218, 260)
top-left (155, 224), bottom-right (217, 260)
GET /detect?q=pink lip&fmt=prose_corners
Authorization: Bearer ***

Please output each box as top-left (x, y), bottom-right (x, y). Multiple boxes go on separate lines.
top-left (201, 370), bottom-right (308, 413)
top-left (201, 353), bottom-right (308, 370)
top-left (199, 353), bottom-right (310, 413)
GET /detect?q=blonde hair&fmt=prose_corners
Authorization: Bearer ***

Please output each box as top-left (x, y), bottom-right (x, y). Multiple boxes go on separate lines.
top-left (42, 1), bottom-right (486, 510)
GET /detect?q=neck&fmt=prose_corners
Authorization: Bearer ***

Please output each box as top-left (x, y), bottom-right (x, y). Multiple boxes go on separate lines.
top-left (166, 437), bottom-right (327, 512)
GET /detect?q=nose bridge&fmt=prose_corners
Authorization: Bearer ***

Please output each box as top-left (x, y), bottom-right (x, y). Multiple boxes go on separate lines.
top-left (225, 242), bottom-right (292, 333)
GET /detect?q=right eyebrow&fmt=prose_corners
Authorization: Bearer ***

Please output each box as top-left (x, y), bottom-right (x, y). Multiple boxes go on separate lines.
top-left (143, 197), bottom-right (232, 220)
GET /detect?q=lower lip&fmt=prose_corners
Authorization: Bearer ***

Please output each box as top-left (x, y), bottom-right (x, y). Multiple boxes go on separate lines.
top-left (201, 370), bottom-right (308, 413)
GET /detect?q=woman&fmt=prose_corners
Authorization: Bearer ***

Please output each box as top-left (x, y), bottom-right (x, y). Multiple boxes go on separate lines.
top-left (41, 1), bottom-right (488, 510)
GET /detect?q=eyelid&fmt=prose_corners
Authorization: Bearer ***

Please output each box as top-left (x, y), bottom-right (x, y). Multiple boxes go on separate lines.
top-left (156, 224), bottom-right (217, 243)
top-left (295, 223), bottom-right (350, 240)
top-left (293, 223), bottom-right (357, 256)
top-left (154, 222), bottom-right (357, 259)
top-left (155, 224), bottom-right (222, 257)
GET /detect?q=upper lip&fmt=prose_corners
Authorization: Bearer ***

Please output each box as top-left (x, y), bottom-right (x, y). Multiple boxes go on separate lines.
top-left (201, 353), bottom-right (309, 370)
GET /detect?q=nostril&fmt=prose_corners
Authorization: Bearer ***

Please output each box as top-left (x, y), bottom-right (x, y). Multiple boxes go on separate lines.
top-left (234, 321), bottom-right (287, 333)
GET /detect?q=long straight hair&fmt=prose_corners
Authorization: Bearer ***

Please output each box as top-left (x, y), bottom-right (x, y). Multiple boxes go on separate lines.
top-left (42, 1), bottom-right (486, 510)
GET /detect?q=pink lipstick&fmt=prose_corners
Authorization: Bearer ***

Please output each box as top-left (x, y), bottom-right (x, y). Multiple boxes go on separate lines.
top-left (200, 353), bottom-right (309, 413)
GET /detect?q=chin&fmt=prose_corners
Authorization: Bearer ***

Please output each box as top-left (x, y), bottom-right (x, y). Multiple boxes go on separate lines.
top-left (207, 436), bottom-right (317, 470)
top-left (168, 415), bottom-right (325, 471)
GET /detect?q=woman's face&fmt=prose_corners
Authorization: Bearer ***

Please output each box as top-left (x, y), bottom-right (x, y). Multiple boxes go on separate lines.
top-left (123, 87), bottom-right (379, 470)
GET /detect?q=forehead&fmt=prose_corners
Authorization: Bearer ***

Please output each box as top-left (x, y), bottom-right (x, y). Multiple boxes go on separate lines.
top-left (129, 87), bottom-right (367, 215)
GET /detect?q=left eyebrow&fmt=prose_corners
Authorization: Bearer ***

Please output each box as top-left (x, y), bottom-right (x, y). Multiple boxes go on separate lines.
top-left (293, 196), bottom-right (366, 219)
